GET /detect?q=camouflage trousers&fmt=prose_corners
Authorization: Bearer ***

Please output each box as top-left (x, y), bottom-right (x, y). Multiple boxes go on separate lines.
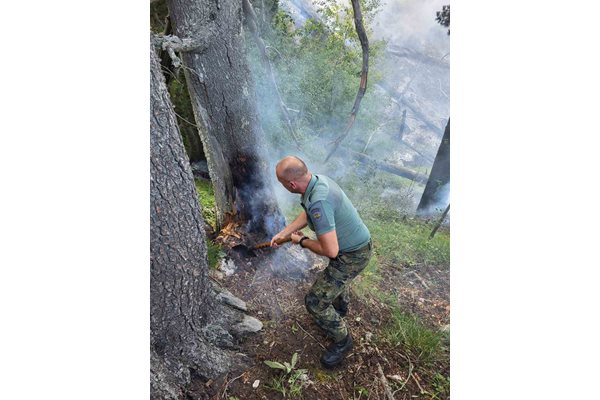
top-left (304, 240), bottom-right (372, 342)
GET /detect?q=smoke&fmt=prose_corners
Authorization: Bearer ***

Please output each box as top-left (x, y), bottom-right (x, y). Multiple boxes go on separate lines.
top-left (371, 0), bottom-right (450, 57)
top-left (245, 0), bottom-right (449, 221)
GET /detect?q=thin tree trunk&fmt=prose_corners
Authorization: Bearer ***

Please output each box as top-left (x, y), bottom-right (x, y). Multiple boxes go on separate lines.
top-left (324, 0), bottom-right (369, 162)
top-left (417, 118), bottom-right (450, 215)
top-left (429, 204), bottom-right (450, 239)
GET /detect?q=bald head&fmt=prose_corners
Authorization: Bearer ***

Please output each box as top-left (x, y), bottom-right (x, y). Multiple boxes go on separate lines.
top-left (275, 156), bottom-right (311, 194)
top-left (276, 156), bottom-right (308, 180)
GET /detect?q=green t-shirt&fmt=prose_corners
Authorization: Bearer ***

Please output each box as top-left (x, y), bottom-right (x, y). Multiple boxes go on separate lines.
top-left (301, 174), bottom-right (371, 252)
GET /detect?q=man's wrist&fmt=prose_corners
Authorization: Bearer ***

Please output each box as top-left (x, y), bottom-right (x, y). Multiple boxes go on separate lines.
top-left (299, 236), bottom-right (309, 248)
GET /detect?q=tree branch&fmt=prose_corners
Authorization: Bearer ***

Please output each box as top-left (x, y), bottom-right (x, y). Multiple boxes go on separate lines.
top-left (152, 27), bottom-right (216, 69)
top-left (429, 203), bottom-right (450, 239)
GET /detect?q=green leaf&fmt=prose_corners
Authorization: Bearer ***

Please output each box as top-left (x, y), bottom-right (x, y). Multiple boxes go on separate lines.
top-left (291, 352), bottom-right (298, 369)
top-left (264, 360), bottom-right (287, 370)
top-left (283, 361), bottom-right (291, 372)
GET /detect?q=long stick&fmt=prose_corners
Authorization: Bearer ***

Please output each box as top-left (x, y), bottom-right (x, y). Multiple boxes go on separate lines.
top-left (324, 0), bottom-right (369, 162)
top-left (429, 204), bottom-right (450, 239)
top-left (377, 362), bottom-right (395, 400)
top-left (253, 237), bottom-right (292, 249)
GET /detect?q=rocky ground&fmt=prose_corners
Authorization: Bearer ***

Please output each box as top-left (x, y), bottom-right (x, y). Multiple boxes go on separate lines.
top-left (198, 235), bottom-right (450, 400)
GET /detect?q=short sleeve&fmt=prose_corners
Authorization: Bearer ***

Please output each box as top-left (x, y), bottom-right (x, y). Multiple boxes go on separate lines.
top-left (308, 200), bottom-right (335, 236)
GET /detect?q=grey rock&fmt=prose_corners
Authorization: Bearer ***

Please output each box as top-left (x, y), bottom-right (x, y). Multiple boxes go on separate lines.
top-left (231, 315), bottom-right (263, 338)
top-left (216, 290), bottom-right (248, 312)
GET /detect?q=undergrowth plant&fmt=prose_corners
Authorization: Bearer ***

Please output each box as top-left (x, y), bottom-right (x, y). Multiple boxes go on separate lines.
top-left (264, 352), bottom-right (308, 398)
top-left (384, 306), bottom-right (448, 365)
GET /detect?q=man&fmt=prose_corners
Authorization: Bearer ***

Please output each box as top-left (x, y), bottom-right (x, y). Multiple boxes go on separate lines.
top-left (271, 156), bottom-right (372, 368)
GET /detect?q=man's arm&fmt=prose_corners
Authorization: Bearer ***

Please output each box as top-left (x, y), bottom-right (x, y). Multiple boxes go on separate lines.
top-left (291, 230), bottom-right (339, 258)
top-left (270, 211), bottom-right (308, 247)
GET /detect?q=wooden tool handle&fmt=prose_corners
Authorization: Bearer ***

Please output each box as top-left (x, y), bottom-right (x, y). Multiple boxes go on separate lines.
top-left (253, 237), bottom-right (292, 249)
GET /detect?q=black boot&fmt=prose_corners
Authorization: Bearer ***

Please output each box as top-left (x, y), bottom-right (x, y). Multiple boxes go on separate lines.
top-left (333, 300), bottom-right (349, 317)
top-left (320, 333), bottom-right (353, 369)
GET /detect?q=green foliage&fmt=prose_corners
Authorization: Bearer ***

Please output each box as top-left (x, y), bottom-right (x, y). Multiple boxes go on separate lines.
top-left (335, 168), bottom-right (450, 268)
top-left (431, 372), bottom-right (450, 399)
top-left (194, 179), bottom-right (217, 230)
top-left (436, 5), bottom-right (450, 35)
top-left (264, 352), bottom-right (299, 374)
top-left (367, 218), bottom-right (449, 267)
top-left (248, 0), bottom-right (389, 153)
top-left (206, 241), bottom-right (225, 270)
top-left (353, 385), bottom-right (370, 399)
top-left (383, 303), bottom-right (448, 365)
top-left (265, 353), bottom-right (308, 398)
top-left (169, 75), bottom-right (204, 162)
top-left (150, 0), bottom-right (168, 33)
top-left (194, 178), bottom-right (223, 269)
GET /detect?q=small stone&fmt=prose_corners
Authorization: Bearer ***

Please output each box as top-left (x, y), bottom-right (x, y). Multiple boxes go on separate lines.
top-left (216, 290), bottom-right (248, 311)
top-left (365, 332), bottom-right (373, 342)
top-left (257, 311), bottom-right (263, 315)
top-left (252, 379), bottom-right (260, 388)
top-left (232, 315), bottom-right (263, 337)
top-left (276, 288), bottom-right (282, 292)
top-left (388, 375), bottom-right (404, 383)
top-left (355, 317), bottom-right (361, 322)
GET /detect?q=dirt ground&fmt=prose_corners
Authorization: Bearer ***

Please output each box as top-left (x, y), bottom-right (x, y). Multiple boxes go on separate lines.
top-left (201, 241), bottom-right (449, 400)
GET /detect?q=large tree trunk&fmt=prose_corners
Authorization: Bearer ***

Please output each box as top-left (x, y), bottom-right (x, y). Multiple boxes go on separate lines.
top-left (417, 118), bottom-right (450, 215)
top-left (167, 0), bottom-right (284, 236)
top-left (151, 40), bottom-right (255, 399)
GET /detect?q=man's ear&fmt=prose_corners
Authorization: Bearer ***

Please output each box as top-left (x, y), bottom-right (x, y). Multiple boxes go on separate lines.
top-left (289, 181), bottom-right (297, 190)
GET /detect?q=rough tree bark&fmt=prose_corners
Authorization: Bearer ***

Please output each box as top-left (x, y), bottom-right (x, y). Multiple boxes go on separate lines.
top-left (417, 118), bottom-right (450, 215)
top-left (151, 40), bottom-right (256, 399)
top-left (166, 0), bottom-right (284, 235)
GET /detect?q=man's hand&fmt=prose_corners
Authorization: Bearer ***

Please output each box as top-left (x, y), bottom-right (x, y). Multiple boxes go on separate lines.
top-left (270, 212), bottom-right (309, 247)
top-left (270, 231), bottom-right (289, 248)
top-left (290, 231), bottom-right (305, 244)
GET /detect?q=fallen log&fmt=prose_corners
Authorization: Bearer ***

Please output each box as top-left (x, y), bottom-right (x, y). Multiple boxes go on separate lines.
top-left (337, 148), bottom-right (428, 184)
top-left (376, 83), bottom-right (444, 137)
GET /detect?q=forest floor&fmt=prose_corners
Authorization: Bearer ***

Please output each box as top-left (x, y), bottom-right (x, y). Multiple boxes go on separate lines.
top-left (202, 220), bottom-right (450, 400)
